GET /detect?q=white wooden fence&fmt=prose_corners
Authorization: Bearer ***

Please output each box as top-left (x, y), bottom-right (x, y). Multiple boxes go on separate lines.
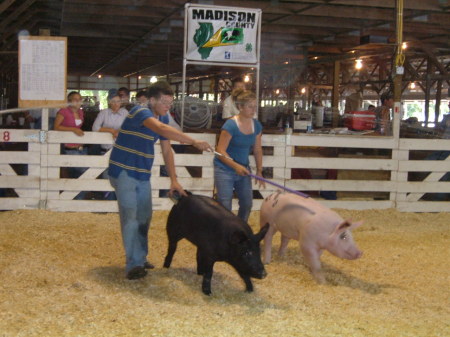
top-left (1, 109), bottom-right (449, 213)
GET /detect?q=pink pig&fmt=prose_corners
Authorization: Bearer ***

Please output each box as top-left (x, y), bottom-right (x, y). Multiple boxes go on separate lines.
top-left (260, 191), bottom-right (363, 284)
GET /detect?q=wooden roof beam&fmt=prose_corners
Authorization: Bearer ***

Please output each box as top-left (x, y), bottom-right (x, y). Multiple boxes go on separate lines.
top-left (61, 25), bottom-right (148, 39)
top-left (64, 0), bottom-right (187, 8)
top-left (0, 0), bottom-right (36, 32)
top-left (0, 0), bottom-right (16, 16)
top-left (62, 3), bottom-right (176, 17)
top-left (0, 8), bottom-right (61, 48)
top-left (263, 15), bottom-right (364, 30)
top-left (261, 25), bottom-right (333, 36)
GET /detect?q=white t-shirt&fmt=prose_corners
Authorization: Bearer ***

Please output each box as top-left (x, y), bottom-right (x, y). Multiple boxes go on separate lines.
top-left (222, 95), bottom-right (240, 119)
top-left (167, 112), bottom-right (181, 130)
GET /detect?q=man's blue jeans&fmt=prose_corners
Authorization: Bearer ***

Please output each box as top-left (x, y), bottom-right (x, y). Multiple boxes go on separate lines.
top-left (214, 164), bottom-right (253, 222)
top-left (109, 170), bottom-right (152, 273)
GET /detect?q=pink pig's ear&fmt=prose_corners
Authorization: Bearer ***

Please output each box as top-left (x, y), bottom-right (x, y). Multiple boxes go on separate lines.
top-left (349, 220), bottom-right (364, 229)
top-left (334, 219), bottom-right (364, 235)
top-left (334, 220), bottom-right (351, 235)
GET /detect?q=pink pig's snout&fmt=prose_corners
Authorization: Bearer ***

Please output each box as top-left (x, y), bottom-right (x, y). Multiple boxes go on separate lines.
top-left (341, 247), bottom-right (363, 260)
top-left (350, 250), bottom-right (363, 260)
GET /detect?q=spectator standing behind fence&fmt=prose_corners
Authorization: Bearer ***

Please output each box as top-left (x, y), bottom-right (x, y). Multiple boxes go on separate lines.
top-left (374, 92), bottom-right (394, 135)
top-left (118, 87), bottom-right (134, 111)
top-left (222, 78), bottom-right (246, 119)
top-left (92, 92), bottom-right (127, 153)
top-left (136, 90), bottom-right (148, 106)
top-left (92, 91), bottom-right (128, 200)
top-left (108, 81), bottom-right (212, 280)
top-left (214, 89), bottom-right (265, 222)
top-left (54, 91), bottom-right (87, 200)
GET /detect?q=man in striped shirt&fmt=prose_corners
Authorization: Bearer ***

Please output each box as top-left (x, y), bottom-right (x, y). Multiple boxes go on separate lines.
top-left (108, 81), bottom-right (212, 280)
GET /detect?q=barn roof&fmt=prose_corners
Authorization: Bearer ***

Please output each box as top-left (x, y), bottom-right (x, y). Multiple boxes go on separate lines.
top-left (0, 0), bottom-right (449, 79)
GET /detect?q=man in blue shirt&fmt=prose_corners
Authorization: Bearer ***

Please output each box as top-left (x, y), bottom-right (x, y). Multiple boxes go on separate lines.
top-left (108, 81), bottom-right (211, 280)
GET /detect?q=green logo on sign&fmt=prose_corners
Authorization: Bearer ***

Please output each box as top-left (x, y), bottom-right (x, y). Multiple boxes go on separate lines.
top-left (193, 23), bottom-right (245, 59)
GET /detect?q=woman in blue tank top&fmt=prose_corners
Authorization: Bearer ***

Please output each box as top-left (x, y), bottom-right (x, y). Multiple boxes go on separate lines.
top-left (214, 90), bottom-right (265, 222)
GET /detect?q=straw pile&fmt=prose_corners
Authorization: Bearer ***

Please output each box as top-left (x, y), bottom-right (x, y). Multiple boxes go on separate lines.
top-left (0, 208), bottom-right (449, 337)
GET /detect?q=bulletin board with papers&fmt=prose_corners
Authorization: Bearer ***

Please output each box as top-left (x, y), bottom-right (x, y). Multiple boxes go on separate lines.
top-left (18, 36), bottom-right (67, 108)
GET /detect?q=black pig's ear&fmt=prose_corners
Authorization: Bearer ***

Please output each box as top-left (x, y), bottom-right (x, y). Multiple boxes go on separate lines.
top-left (230, 230), bottom-right (248, 245)
top-left (255, 223), bottom-right (269, 242)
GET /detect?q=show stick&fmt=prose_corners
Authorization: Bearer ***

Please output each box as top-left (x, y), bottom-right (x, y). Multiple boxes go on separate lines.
top-left (213, 151), bottom-right (309, 198)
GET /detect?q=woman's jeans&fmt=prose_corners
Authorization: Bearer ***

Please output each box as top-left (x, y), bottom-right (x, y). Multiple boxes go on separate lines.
top-left (214, 164), bottom-right (253, 222)
top-left (109, 170), bottom-right (152, 273)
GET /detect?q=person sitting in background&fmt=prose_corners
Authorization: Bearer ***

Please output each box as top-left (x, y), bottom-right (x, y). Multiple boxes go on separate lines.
top-left (438, 112), bottom-right (450, 139)
top-left (312, 96), bottom-right (323, 107)
top-left (54, 91), bottom-right (87, 199)
top-left (374, 92), bottom-right (394, 135)
top-left (25, 109), bottom-right (41, 129)
top-left (118, 87), bottom-right (134, 111)
top-left (5, 113), bottom-right (17, 127)
top-left (222, 77), bottom-right (246, 119)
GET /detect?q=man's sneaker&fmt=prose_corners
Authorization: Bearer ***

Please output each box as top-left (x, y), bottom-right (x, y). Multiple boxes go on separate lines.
top-left (144, 261), bottom-right (155, 269)
top-left (126, 266), bottom-right (147, 280)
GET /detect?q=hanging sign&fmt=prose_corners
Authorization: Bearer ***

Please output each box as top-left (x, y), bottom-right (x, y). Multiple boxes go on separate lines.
top-left (185, 5), bottom-right (260, 64)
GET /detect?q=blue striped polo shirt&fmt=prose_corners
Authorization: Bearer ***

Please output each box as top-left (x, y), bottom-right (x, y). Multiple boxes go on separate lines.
top-left (108, 106), bottom-right (169, 181)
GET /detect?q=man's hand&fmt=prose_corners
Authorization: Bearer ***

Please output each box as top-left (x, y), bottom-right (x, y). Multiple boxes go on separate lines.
top-left (192, 140), bottom-right (213, 152)
top-left (169, 180), bottom-right (187, 197)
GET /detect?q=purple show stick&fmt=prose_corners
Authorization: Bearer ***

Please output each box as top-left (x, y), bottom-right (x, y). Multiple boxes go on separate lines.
top-left (248, 173), bottom-right (310, 198)
top-left (214, 150), bottom-right (309, 198)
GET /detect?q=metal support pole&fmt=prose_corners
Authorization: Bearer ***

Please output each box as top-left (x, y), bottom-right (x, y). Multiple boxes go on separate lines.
top-left (332, 60), bottom-right (340, 127)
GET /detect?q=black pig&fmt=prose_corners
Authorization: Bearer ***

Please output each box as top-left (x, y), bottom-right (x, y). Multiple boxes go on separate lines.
top-left (163, 193), bottom-right (269, 295)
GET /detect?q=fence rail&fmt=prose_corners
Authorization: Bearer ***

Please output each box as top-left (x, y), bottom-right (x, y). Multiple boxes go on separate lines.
top-left (1, 116), bottom-right (449, 213)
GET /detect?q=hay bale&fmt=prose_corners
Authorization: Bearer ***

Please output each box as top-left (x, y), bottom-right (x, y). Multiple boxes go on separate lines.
top-left (0, 209), bottom-right (449, 336)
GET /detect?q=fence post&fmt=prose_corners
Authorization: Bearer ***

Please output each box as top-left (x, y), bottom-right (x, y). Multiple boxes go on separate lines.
top-left (391, 101), bottom-right (402, 208)
top-left (39, 108), bottom-right (49, 209)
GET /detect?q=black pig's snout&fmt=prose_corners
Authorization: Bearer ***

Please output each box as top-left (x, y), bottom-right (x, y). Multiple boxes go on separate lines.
top-left (256, 269), bottom-right (267, 279)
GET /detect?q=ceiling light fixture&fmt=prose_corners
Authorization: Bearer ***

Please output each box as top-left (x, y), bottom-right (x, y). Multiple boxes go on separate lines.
top-left (355, 59), bottom-right (363, 70)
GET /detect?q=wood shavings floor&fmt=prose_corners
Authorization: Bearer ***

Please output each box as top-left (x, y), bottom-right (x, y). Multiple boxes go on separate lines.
top-left (0, 208), bottom-right (448, 337)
